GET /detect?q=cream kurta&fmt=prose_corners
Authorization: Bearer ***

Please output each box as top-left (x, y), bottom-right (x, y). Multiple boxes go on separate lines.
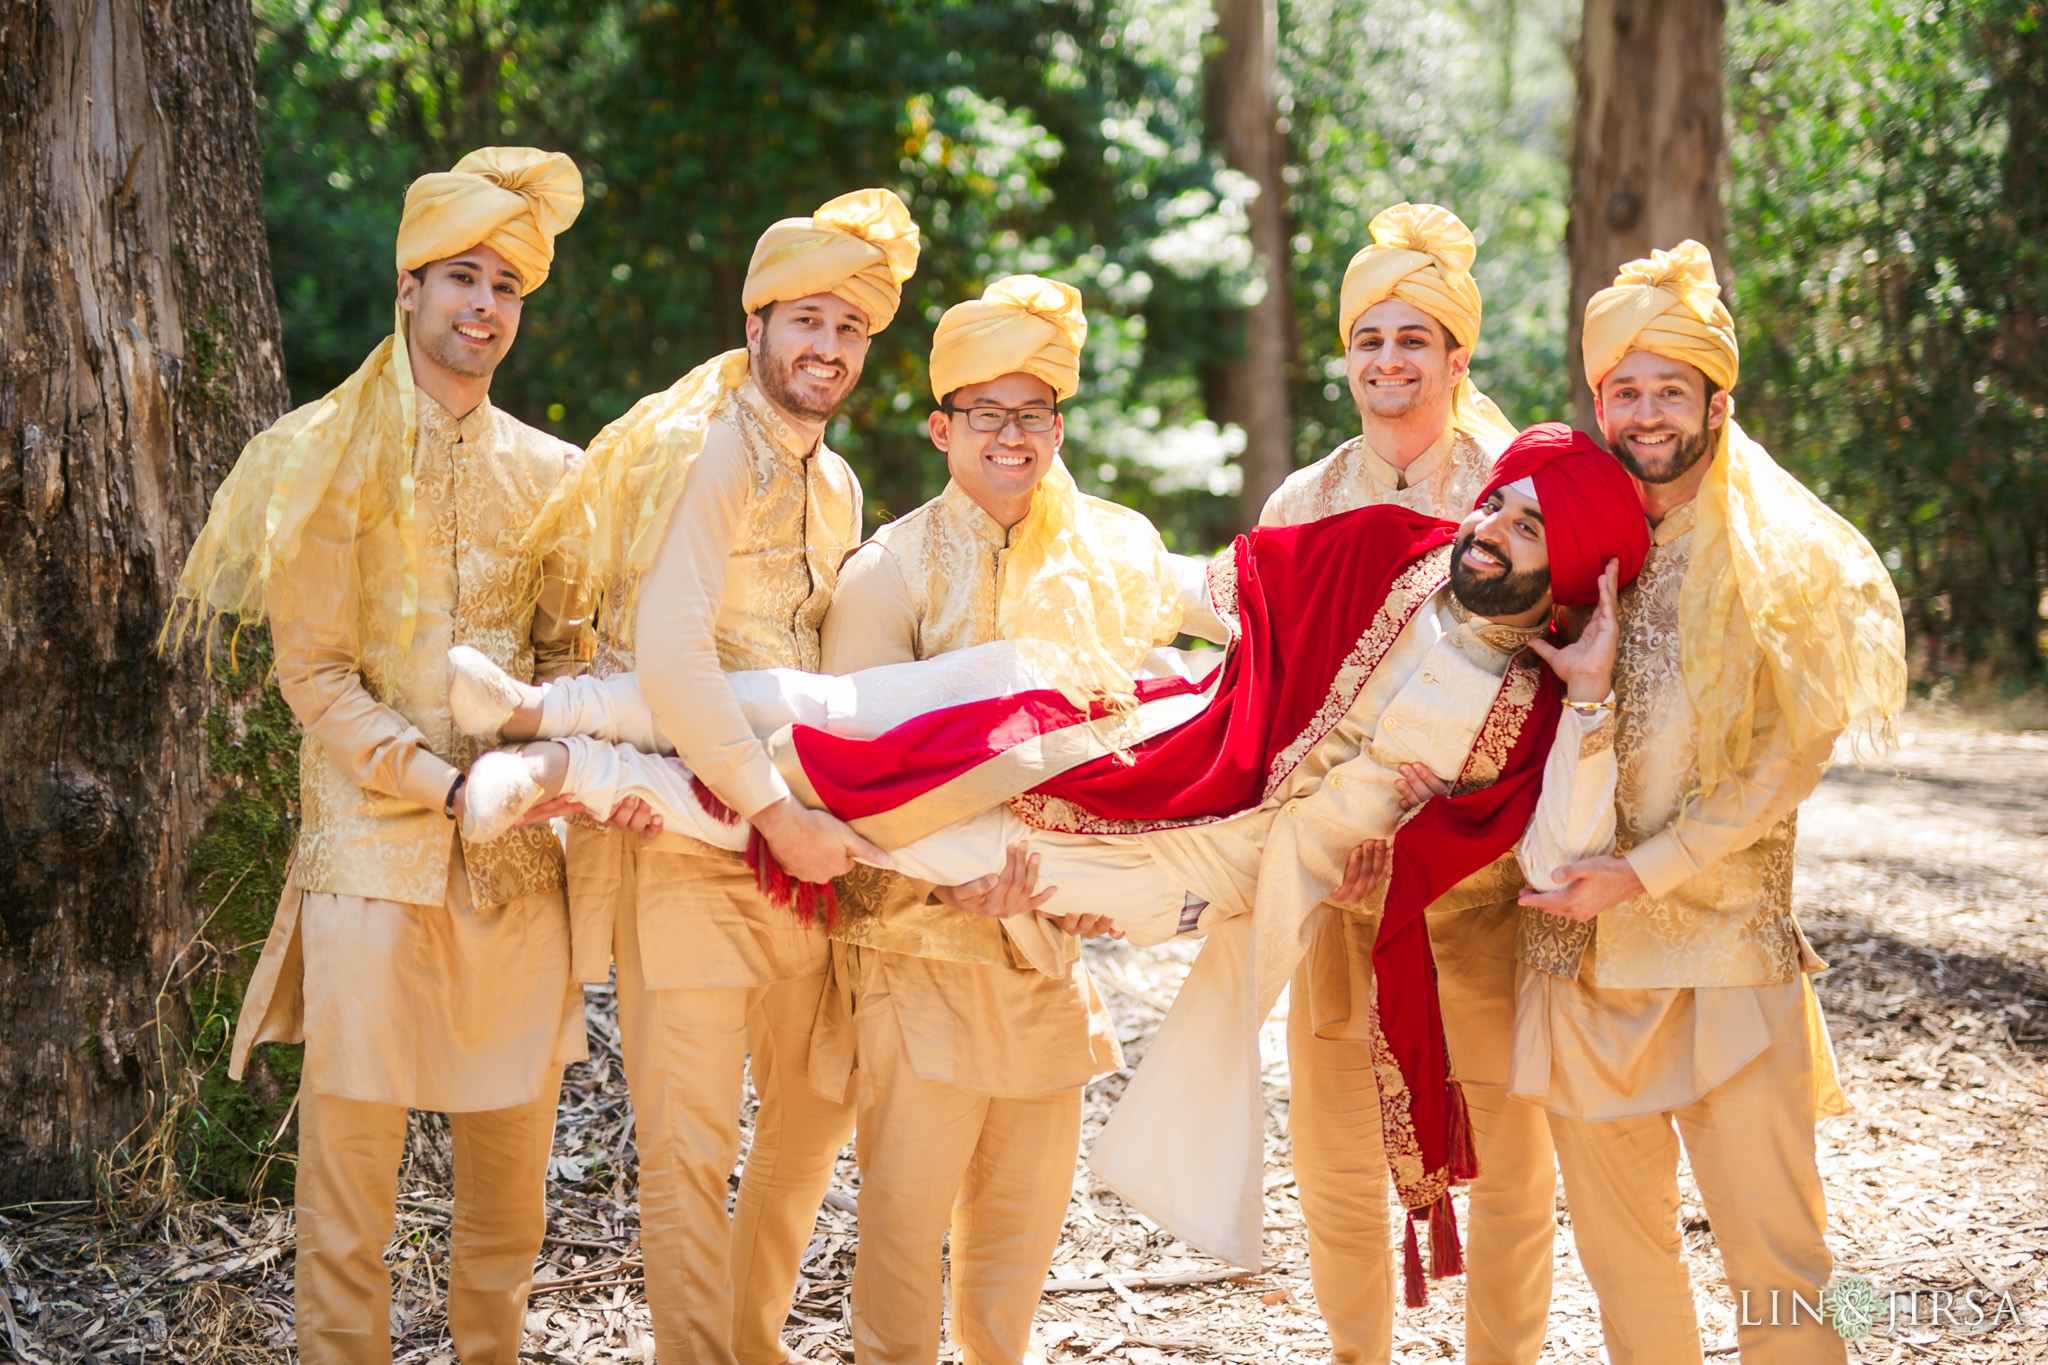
top-left (231, 393), bottom-right (588, 1112)
top-left (817, 479), bottom-right (1140, 1098)
top-left (1524, 497), bottom-right (1849, 1365)
top-left (567, 376), bottom-right (864, 989)
top-left (1258, 422), bottom-right (1506, 528)
top-left (1508, 498), bottom-right (1844, 1123)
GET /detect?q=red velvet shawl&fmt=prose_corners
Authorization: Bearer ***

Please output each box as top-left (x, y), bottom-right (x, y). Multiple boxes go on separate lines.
top-left (764, 505), bottom-right (1563, 1300)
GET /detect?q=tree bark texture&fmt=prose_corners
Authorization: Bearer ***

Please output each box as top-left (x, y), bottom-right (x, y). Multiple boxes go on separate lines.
top-left (1566, 0), bottom-right (1728, 429)
top-left (1205, 0), bottom-right (1297, 528)
top-left (0, 0), bottom-right (287, 1199)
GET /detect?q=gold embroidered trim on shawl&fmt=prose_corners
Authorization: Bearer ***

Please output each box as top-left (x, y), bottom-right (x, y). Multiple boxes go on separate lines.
top-left (778, 680), bottom-right (1220, 848)
top-left (1370, 1008), bottom-right (1451, 1211)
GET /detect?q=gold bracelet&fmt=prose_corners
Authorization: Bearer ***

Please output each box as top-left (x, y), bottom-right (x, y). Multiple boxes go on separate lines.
top-left (1563, 698), bottom-right (1616, 714)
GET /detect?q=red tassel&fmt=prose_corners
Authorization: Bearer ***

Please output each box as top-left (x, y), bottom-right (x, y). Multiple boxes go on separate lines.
top-left (1402, 1213), bottom-right (1428, 1308)
top-left (1428, 1193), bottom-right (1465, 1280)
top-left (689, 775), bottom-right (741, 827)
top-left (743, 828), bottom-right (840, 929)
top-left (1447, 1078), bottom-right (1479, 1182)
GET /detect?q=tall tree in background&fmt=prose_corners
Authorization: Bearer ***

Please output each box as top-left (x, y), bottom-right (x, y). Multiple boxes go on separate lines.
top-left (1205, 0), bottom-right (1297, 524)
top-left (1565, 0), bottom-right (1728, 428)
top-left (0, 1), bottom-right (287, 1197)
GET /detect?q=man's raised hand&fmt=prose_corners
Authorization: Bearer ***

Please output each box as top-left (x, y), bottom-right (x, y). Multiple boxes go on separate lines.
top-left (1528, 556), bottom-right (1621, 704)
top-left (752, 796), bottom-right (887, 884)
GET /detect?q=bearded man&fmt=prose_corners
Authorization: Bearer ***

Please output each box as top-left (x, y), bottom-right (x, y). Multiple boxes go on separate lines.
top-left (812, 275), bottom-right (1228, 1365)
top-left (1244, 202), bottom-right (1560, 1365)
top-left (170, 149), bottom-right (595, 1365)
top-left (1514, 243), bottom-right (1906, 1364)
top-left (515, 190), bottom-right (919, 1365)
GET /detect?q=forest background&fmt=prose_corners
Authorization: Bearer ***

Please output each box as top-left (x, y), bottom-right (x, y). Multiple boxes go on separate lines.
top-left (261, 0), bottom-right (2048, 682)
top-left (1, 0), bottom-right (2044, 1204)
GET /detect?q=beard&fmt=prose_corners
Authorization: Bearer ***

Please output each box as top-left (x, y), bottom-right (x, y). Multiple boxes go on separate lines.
top-left (754, 341), bottom-right (855, 423)
top-left (1448, 530), bottom-right (1551, 618)
top-left (1605, 419), bottom-right (1713, 485)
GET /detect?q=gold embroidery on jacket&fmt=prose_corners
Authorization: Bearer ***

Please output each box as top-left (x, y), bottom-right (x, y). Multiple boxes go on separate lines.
top-left (293, 399), bottom-right (578, 906)
top-left (1591, 511), bottom-right (1801, 987)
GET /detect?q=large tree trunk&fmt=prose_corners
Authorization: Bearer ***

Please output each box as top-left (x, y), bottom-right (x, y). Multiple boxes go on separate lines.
top-left (0, 0), bottom-right (287, 1199)
top-left (1566, 0), bottom-right (1729, 429)
top-left (1205, 0), bottom-right (1297, 527)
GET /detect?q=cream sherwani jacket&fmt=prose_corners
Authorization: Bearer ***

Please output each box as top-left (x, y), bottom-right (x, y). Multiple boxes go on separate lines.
top-left (566, 377), bottom-right (864, 988)
top-left (231, 393), bottom-right (590, 1111)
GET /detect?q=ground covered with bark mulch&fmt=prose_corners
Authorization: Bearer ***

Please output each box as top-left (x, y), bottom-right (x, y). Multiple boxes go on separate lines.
top-left (4, 716), bottom-right (2045, 1363)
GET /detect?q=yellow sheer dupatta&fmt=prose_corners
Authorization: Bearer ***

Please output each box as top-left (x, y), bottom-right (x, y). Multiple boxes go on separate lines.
top-left (1683, 417), bottom-right (1907, 789)
top-left (998, 456), bottom-right (1184, 711)
top-left (167, 308), bottom-right (422, 663)
top-left (519, 349), bottom-right (753, 653)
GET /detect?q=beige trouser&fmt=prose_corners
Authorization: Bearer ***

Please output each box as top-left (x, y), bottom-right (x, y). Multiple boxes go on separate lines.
top-left (1288, 902), bottom-right (1556, 1365)
top-left (847, 968), bottom-right (1083, 1365)
top-left (613, 892), bottom-right (857, 1365)
top-left (1547, 1020), bottom-right (1845, 1365)
top-left (294, 1082), bottom-right (560, 1365)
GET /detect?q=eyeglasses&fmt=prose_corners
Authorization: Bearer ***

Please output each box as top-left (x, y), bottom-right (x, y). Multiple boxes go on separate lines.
top-left (944, 404), bottom-right (1058, 433)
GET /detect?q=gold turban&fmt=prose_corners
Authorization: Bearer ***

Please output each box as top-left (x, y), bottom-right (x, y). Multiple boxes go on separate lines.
top-left (171, 148), bottom-right (586, 659)
top-left (1580, 239), bottom-right (1738, 392)
top-left (741, 188), bottom-right (921, 333)
top-left (1337, 203), bottom-right (1515, 444)
top-left (928, 275), bottom-right (1087, 402)
top-left (1581, 243), bottom-right (1905, 792)
top-left (395, 146), bottom-right (584, 294)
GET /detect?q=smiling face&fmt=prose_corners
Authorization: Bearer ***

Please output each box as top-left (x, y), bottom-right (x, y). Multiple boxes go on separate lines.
top-left (746, 292), bottom-right (872, 426)
top-left (928, 372), bottom-right (1062, 528)
top-left (397, 243), bottom-right (525, 382)
top-left (1448, 483), bottom-right (1553, 620)
top-left (1593, 350), bottom-right (1729, 485)
top-left (1346, 298), bottom-right (1470, 426)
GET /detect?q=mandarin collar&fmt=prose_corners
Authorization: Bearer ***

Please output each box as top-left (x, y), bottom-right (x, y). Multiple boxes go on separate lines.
top-left (1442, 588), bottom-right (1546, 656)
top-left (1357, 423), bottom-right (1457, 492)
top-left (417, 390), bottom-right (493, 447)
top-left (1651, 497), bottom-right (1700, 546)
top-left (938, 479), bottom-right (1012, 547)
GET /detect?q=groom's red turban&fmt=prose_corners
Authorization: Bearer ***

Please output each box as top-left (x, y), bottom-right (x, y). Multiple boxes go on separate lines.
top-left (1477, 422), bottom-right (1648, 606)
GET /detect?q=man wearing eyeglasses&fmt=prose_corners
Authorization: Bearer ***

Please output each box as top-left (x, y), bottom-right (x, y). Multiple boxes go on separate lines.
top-left (815, 275), bottom-right (1224, 1365)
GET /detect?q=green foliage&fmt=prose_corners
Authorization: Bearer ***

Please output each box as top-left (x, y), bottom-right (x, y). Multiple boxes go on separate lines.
top-left (180, 632), bottom-right (302, 1198)
top-left (1277, 0), bottom-right (1577, 450)
top-left (251, 0), bottom-right (1254, 546)
top-left (1728, 0), bottom-right (2048, 679)
top-left (248, 0), bottom-right (2047, 672)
